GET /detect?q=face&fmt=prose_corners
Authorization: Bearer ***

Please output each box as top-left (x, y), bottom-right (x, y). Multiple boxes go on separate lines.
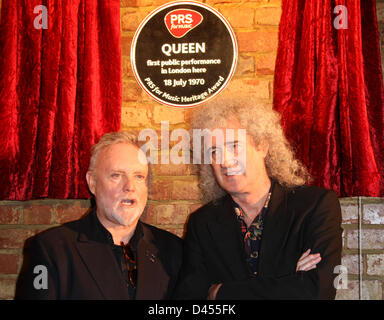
top-left (205, 121), bottom-right (269, 196)
top-left (86, 143), bottom-right (149, 229)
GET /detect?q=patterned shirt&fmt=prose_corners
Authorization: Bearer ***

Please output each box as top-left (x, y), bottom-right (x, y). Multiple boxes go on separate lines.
top-left (233, 189), bottom-right (272, 276)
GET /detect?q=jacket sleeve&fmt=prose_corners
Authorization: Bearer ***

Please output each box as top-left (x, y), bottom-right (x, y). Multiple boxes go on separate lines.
top-left (216, 190), bottom-right (343, 300)
top-left (16, 235), bottom-right (59, 300)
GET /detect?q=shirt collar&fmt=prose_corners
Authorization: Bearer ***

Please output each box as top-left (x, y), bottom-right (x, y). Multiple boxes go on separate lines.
top-left (232, 181), bottom-right (274, 220)
top-left (93, 210), bottom-right (143, 250)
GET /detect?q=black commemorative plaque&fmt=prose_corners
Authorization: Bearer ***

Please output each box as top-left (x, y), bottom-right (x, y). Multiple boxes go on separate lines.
top-left (131, 1), bottom-right (238, 108)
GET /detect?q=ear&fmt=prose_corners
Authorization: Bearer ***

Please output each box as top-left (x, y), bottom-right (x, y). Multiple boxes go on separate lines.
top-left (261, 141), bottom-right (269, 157)
top-left (255, 140), bottom-right (269, 158)
top-left (86, 171), bottom-right (96, 195)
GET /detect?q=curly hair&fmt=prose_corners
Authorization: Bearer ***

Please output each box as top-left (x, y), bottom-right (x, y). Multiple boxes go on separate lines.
top-left (191, 95), bottom-right (311, 203)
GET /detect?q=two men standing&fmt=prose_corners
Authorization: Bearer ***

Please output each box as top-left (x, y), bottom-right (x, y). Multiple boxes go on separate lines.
top-left (17, 97), bottom-right (342, 300)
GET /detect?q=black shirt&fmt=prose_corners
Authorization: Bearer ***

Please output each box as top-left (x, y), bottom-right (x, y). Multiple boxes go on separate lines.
top-left (94, 214), bottom-right (143, 299)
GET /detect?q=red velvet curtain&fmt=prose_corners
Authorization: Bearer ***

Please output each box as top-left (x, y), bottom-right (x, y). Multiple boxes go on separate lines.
top-left (274, 0), bottom-right (384, 197)
top-left (0, 0), bottom-right (122, 200)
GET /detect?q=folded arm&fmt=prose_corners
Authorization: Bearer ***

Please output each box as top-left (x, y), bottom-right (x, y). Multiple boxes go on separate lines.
top-left (215, 191), bottom-right (342, 300)
top-left (175, 191), bottom-right (342, 300)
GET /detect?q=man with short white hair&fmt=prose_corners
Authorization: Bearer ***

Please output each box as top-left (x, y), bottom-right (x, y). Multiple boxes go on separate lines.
top-left (17, 131), bottom-right (182, 300)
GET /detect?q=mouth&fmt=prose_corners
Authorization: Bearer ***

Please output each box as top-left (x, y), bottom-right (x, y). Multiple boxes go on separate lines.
top-left (225, 171), bottom-right (242, 176)
top-left (223, 167), bottom-right (244, 176)
top-left (120, 199), bottom-right (136, 207)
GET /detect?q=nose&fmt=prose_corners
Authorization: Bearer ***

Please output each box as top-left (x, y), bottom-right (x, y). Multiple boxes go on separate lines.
top-left (122, 176), bottom-right (135, 192)
top-left (221, 146), bottom-right (237, 168)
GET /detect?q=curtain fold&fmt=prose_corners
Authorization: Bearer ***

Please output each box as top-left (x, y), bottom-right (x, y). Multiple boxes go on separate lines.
top-left (0, 0), bottom-right (122, 200)
top-left (274, 0), bottom-right (384, 197)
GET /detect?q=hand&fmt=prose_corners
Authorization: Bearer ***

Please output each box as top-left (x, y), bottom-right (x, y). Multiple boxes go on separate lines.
top-left (296, 249), bottom-right (321, 272)
top-left (207, 283), bottom-right (222, 300)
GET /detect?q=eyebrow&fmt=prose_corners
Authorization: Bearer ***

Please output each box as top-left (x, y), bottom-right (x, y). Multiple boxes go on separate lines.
top-left (110, 169), bottom-right (147, 174)
top-left (226, 140), bottom-right (239, 145)
top-left (207, 140), bottom-right (240, 151)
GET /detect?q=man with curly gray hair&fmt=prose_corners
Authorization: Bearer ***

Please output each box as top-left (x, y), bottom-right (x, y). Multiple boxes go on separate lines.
top-left (174, 96), bottom-right (342, 300)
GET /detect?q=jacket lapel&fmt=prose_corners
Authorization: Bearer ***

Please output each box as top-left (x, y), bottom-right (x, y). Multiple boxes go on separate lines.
top-left (135, 225), bottom-right (170, 300)
top-left (207, 196), bottom-right (250, 280)
top-left (207, 183), bottom-right (291, 279)
top-left (76, 239), bottom-right (130, 299)
top-left (258, 182), bottom-right (289, 275)
top-left (74, 211), bottom-right (130, 299)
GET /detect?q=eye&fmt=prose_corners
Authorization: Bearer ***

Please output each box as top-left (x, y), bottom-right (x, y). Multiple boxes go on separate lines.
top-left (210, 148), bottom-right (222, 163)
top-left (228, 142), bottom-right (238, 151)
top-left (111, 173), bottom-right (120, 178)
top-left (230, 142), bottom-right (243, 154)
top-left (136, 174), bottom-right (146, 180)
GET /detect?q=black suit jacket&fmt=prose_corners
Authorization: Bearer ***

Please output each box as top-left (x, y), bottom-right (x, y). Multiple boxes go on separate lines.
top-left (174, 183), bottom-right (342, 300)
top-left (16, 210), bottom-right (183, 300)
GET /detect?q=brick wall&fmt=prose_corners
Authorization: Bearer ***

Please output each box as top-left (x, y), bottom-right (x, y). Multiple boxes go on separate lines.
top-left (0, 0), bottom-right (383, 300)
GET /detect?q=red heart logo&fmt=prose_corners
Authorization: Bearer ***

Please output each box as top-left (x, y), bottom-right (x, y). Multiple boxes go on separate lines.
top-left (164, 9), bottom-right (203, 38)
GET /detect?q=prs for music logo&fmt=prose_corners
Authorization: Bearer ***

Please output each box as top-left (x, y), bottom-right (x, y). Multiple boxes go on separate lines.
top-left (164, 9), bottom-right (203, 38)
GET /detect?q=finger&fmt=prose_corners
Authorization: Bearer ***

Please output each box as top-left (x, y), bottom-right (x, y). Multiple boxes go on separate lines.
top-left (298, 264), bottom-right (315, 272)
top-left (297, 255), bottom-right (321, 270)
top-left (300, 263), bottom-right (318, 271)
top-left (297, 249), bottom-right (311, 264)
top-left (297, 256), bottom-right (322, 271)
top-left (300, 253), bottom-right (321, 264)
top-left (299, 255), bottom-right (321, 269)
top-left (298, 249), bottom-right (311, 260)
top-left (305, 265), bottom-right (317, 271)
top-left (297, 253), bottom-right (319, 268)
